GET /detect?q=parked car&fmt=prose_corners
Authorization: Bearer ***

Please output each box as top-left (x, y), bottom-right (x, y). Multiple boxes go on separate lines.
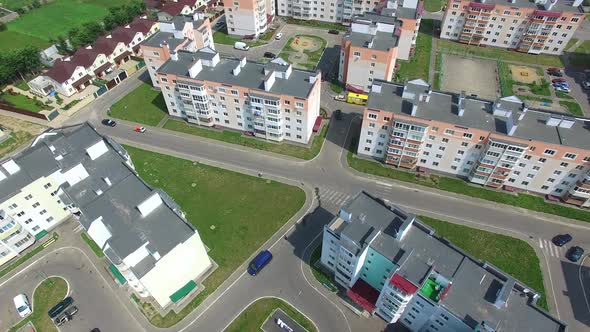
top-left (566, 246), bottom-right (585, 262)
top-left (54, 312), bottom-right (71, 326)
top-left (552, 234), bottom-right (572, 247)
top-left (234, 41), bottom-right (249, 51)
top-left (547, 67), bottom-right (560, 73)
top-left (101, 119), bottom-right (116, 127)
top-left (328, 29), bottom-right (340, 35)
top-left (547, 70), bottom-right (563, 77)
top-left (334, 109), bottom-right (343, 120)
top-left (551, 78), bottom-right (566, 83)
top-left (334, 94), bottom-right (346, 101)
top-left (48, 297), bottom-right (73, 318)
top-left (13, 294), bottom-right (32, 318)
top-left (583, 81), bottom-right (590, 90)
top-left (247, 250), bottom-right (272, 276)
top-left (275, 32), bottom-right (283, 40)
top-left (133, 125), bottom-right (146, 133)
top-left (554, 86), bottom-right (571, 93)
top-left (64, 305), bottom-right (78, 317)
top-left (90, 329), bottom-right (101, 332)
top-left (263, 52), bottom-right (276, 59)
top-left (553, 82), bottom-right (570, 89)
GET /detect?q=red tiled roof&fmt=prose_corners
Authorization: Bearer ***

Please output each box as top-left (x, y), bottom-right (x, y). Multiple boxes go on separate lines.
top-left (160, 0), bottom-right (195, 15)
top-left (390, 273), bottom-right (419, 295)
top-left (46, 59), bottom-right (78, 84)
top-left (129, 17), bottom-right (155, 34)
top-left (72, 47), bottom-right (100, 68)
top-left (112, 26), bottom-right (137, 44)
top-left (94, 36), bottom-right (119, 55)
top-left (347, 279), bottom-right (379, 313)
top-left (533, 9), bottom-right (562, 18)
top-left (469, 1), bottom-right (495, 10)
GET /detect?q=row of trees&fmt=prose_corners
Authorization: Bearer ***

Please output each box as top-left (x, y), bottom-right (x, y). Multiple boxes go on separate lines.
top-left (11, 0), bottom-right (48, 15)
top-left (0, 46), bottom-right (42, 86)
top-left (50, 0), bottom-right (147, 54)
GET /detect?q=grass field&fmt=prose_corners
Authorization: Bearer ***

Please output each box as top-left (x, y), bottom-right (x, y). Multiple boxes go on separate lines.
top-left (0, 92), bottom-right (46, 112)
top-left (310, 245), bottom-right (337, 291)
top-left (423, 0), bottom-right (445, 12)
top-left (560, 100), bottom-right (584, 117)
top-left (81, 232), bottom-right (105, 258)
top-left (8, 276), bottom-right (68, 332)
top-left (569, 40), bottom-right (590, 69)
top-left (124, 146), bottom-right (305, 327)
top-left (347, 139), bottom-right (590, 223)
top-left (224, 298), bottom-right (317, 332)
top-left (109, 82), bottom-right (167, 126)
top-left (212, 30), bottom-right (266, 47)
top-left (0, 130), bottom-right (33, 159)
top-left (420, 216), bottom-right (548, 310)
top-left (395, 20), bottom-right (433, 82)
top-left (0, 30), bottom-right (49, 51)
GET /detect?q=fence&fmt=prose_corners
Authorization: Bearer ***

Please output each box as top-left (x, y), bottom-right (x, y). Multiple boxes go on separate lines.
top-left (0, 102), bottom-right (51, 120)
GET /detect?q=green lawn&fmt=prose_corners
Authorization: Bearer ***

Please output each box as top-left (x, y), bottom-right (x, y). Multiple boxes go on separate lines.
top-left (0, 233), bottom-right (58, 279)
top-left (565, 38), bottom-right (579, 52)
top-left (212, 30), bottom-right (266, 47)
top-left (285, 17), bottom-right (346, 31)
top-left (0, 92), bottom-right (47, 112)
top-left (124, 146), bottom-right (306, 327)
top-left (498, 60), bottom-right (550, 97)
top-left (14, 80), bottom-right (30, 91)
top-left (395, 20), bottom-right (433, 82)
top-left (438, 38), bottom-right (564, 67)
top-left (81, 232), bottom-right (105, 258)
top-left (423, 0), bottom-right (445, 12)
top-left (163, 119), bottom-right (328, 160)
top-left (330, 80), bottom-right (344, 94)
top-left (109, 83), bottom-right (167, 126)
top-left (224, 298), bottom-right (317, 332)
top-left (347, 139), bottom-right (590, 223)
top-left (420, 216), bottom-right (548, 311)
top-left (517, 95), bottom-right (552, 104)
top-left (569, 40), bottom-right (590, 69)
top-left (8, 276), bottom-right (67, 332)
top-left (0, 30), bottom-right (50, 51)
top-left (559, 100), bottom-right (584, 117)
top-left (433, 51), bottom-right (443, 90)
top-left (555, 91), bottom-right (573, 100)
top-left (310, 245), bottom-right (337, 291)
top-left (0, 130), bottom-right (34, 159)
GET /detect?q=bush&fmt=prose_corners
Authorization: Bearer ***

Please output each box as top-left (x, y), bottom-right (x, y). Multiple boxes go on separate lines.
top-left (0, 22), bottom-right (6, 32)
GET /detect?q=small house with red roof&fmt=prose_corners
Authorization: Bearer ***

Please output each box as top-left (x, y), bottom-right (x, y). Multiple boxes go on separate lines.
top-left (42, 58), bottom-right (92, 97)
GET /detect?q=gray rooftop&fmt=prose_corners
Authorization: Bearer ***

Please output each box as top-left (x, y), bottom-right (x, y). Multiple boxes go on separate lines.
top-left (347, 14), bottom-right (400, 51)
top-left (142, 31), bottom-right (186, 50)
top-left (368, 80), bottom-right (590, 150)
top-left (161, 15), bottom-right (204, 31)
top-left (158, 50), bottom-right (318, 99)
top-left (469, 0), bottom-right (582, 13)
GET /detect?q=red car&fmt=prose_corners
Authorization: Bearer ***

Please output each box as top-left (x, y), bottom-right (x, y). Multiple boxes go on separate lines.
top-left (552, 78), bottom-right (566, 83)
top-left (133, 125), bottom-right (146, 133)
top-left (547, 67), bottom-right (560, 72)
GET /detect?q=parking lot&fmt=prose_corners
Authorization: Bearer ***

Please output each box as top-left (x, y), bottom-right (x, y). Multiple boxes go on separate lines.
top-left (441, 54), bottom-right (499, 99)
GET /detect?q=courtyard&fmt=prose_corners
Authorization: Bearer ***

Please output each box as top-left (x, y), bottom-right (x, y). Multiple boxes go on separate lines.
top-left (278, 34), bottom-right (327, 71)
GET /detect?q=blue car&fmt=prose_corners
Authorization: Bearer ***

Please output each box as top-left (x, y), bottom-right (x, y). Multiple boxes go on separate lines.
top-left (247, 250), bottom-right (273, 276)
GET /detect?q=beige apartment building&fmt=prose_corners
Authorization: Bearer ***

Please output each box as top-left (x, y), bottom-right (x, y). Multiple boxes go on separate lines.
top-left (441, 0), bottom-right (585, 55)
top-left (0, 212), bottom-right (35, 267)
top-left (155, 48), bottom-right (322, 144)
top-left (224, 0), bottom-right (275, 37)
top-left (358, 79), bottom-right (590, 208)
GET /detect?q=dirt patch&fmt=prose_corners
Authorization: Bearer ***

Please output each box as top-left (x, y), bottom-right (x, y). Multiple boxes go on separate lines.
top-left (441, 54), bottom-right (499, 100)
top-left (0, 113), bottom-right (46, 134)
top-left (509, 65), bottom-right (541, 84)
top-left (290, 36), bottom-right (323, 53)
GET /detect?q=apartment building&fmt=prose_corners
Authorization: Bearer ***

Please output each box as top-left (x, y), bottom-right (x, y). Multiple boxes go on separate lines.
top-left (441, 0), bottom-right (585, 55)
top-left (224, 0), bottom-right (275, 37)
top-left (0, 123), bottom-right (213, 307)
top-left (380, 0), bottom-right (423, 60)
top-left (141, 13), bottom-right (214, 87)
top-left (0, 211), bottom-right (35, 267)
top-left (321, 191), bottom-right (566, 331)
top-left (155, 48), bottom-right (322, 144)
top-left (357, 79), bottom-right (590, 208)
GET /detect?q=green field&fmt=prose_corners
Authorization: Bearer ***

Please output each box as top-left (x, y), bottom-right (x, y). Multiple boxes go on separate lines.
top-left (9, 276), bottom-right (68, 332)
top-left (0, 29), bottom-right (49, 51)
top-left (569, 40), bottom-right (590, 69)
top-left (109, 82), bottom-right (167, 126)
top-left (0, 92), bottom-right (47, 112)
top-left (423, 0), bottom-right (445, 12)
top-left (0, 130), bottom-right (34, 159)
top-left (225, 298), bottom-right (317, 332)
top-left (124, 146), bottom-right (306, 327)
top-left (395, 20), bottom-right (433, 82)
top-left (212, 30), bottom-right (266, 47)
top-left (420, 216), bottom-right (548, 310)
top-left (560, 100), bottom-right (584, 117)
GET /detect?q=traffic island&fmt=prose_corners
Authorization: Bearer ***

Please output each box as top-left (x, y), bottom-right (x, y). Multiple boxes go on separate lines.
top-left (225, 298), bottom-right (317, 332)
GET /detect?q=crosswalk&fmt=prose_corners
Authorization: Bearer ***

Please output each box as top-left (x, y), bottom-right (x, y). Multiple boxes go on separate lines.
top-left (538, 238), bottom-right (565, 258)
top-left (318, 187), bottom-right (352, 207)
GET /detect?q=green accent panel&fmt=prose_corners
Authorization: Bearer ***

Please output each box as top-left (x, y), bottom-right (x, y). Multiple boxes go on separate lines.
top-left (34, 230), bottom-right (49, 240)
top-left (170, 280), bottom-right (197, 303)
top-left (360, 247), bottom-right (396, 292)
top-left (109, 264), bottom-right (127, 285)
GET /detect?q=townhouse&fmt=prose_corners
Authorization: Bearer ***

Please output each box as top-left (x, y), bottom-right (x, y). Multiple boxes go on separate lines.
top-left (157, 0), bottom-right (205, 21)
top-left (155, 48), bottom-right (322, 144)
top-left (42, 58), bottom-right (93, 97)
top-left (321, 191), bottom-right (566, 331)
top-left (0, 123), bottom-right (213, 307)
top-left (357, 79), bottom-right (590, 208)
top-left (224, 0), bottom-right (275, 37)
top-left (441, 0), bottom-right (585, 55)
top-left (141, 13), bottom-right (214, 87)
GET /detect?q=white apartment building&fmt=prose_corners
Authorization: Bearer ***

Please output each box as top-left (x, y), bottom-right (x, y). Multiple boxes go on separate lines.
top-left (224, 0), bottom-right (275, 37)
top-left (358, 79), bottom-right (590, 208)
top-left (155, 48), bottom-right (322, 144)
top-left (0, 211), bottom-right (35, 267)
top-left (0, 124), bottom-right (213, 307)
top-left (441, 0), bottom-right (585, 55)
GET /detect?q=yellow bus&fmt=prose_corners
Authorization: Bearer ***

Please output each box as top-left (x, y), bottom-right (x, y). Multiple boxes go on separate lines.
top-left (346, 92), bottom-right (368, 105)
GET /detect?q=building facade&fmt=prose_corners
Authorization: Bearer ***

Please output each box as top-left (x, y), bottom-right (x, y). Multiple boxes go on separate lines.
top-left (0, 124), bottom-right (213, 307)
top-left (357, 79), bottom-right (590, 208)
top-left (441, 0), bottom-right (585, 55)
top-left (224, 0), bottom-right (275, 37)
top-left (321, 191), bottom-right (567, 331)
top-left (141, 13), bottom-right (214, 88)
top-left (155, 49), bottom-right (322, 144)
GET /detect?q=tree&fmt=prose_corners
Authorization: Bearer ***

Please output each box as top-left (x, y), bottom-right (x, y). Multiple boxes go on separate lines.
top-left (0, 22), bottom-right (6, 32)
top-left (53, 35), bottom-right (71, 55)
top-left (31, 0), bottom-right (42, 9)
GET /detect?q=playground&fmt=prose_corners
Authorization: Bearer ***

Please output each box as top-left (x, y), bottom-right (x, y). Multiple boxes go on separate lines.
top-left (509, 65), bottom-right (541, 84)
top-left (278, 35), bottom-right (326, 71)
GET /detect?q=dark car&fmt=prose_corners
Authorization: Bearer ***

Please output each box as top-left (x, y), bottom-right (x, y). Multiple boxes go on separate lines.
top-left (263, 52), bottom-right (276, 59)
top-left (551, 78), bottom-right (566, 83)
top-left (90, 329), bottom-right (101, 332)
top-left (101, 119), bottom-right (116, 127)
top-left (328, 29), bottom-right (340, 35)
top-left (547, 69), bottom-right (563, 77)
top-left (552, 234), bottom-right (572, 247)
top-left (54, 312), bottom-right (71, 326)
top-left (48, 297), bottom-right (73, 318)
top-left (333, 109), bottom-right (342, 120)
top-left (64, 305), bottom-right (78, 317)
top-left (566, 246), bottom-right (585, 262)
top-left (247, 250), bottom-right (272, 276)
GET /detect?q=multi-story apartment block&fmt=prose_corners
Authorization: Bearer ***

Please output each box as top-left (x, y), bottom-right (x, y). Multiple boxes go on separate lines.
top-left (321, 191), bottom-right (566, 330)
top-left (224, 0), bottom-right (275, 37)
top-left (0, 123), bottom-right (213, 307)
top-left (142, 13), bottom-right (214, 87)
top-left (155, 48), bottom-right (322, 144)
top-left (379, 0), bottom-right (423, 60)
top-left (441, 0), bottom-right (585, 55)
top-left (0, 211), bottom-right (35, 267)
top-left (357, 79), bottom-right (590, 208)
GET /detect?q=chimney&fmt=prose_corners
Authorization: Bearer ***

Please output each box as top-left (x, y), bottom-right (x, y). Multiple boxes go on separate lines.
top-left (232, 64), bottom-right (241, 76)
top-left (170, 51), bottom-right (178, 61)
top-left (309, 75), bottom-right (317, 84)
top-left (411, 103), bottom-right (418, 116)
top-left (546, 115), bottom-right (560, 127)
top-left (372, 84), bottom-right (382, 93)
top-left (545, 0), bottom-right (556, 11)
top-left (458, 90), bottom-right (466, 116)
top-left (240, 56), bottom-right (247, 68)
top-left (264, 71), bottom-right (276, 91)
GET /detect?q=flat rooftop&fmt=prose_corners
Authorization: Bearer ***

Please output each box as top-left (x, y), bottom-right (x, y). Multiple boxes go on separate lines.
top-left (468, 0), bottom-right (583, 13)
top-left (142, 31), bottom-right (186, 50)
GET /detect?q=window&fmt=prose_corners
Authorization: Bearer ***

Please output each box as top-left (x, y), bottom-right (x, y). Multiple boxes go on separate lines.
top-left (444, 129), bottom-right (455, 135)
top-left (463, 133), bottom-right (472, 139)
top-left (46, 217), bottom-right (54, 222)
top-left (541, 185), bottom-right (549, 190)
top-left (560, 162), bottom-right (569, 167)
top-left (553, 170), bottom-right (562, 175)
top-left (543, 149), bottom-right (556, 156)
top-left (564, 153), bottom-right (577, 160)
top-left (538, 158), bottom-right (546, 163)
top-left (442, 138), bottom-right (449, 143)
top-left (32, 202), bottom-right (40, 208)
top-left (353, 51), bottom-right (361, 57)
top-left (44, 183), bottom-right (52, 189)
top-left (24, 194), bottom-right (33, 200)
top-left (461, 142), bottom-right (469, 147)
top-left (39, 209), bottom-right (47, 215)
top-left (368, 113), bottom-right (377, 120)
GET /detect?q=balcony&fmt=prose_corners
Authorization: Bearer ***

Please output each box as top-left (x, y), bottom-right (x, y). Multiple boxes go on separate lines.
top-left (562, 194), bottom-right (587, 207)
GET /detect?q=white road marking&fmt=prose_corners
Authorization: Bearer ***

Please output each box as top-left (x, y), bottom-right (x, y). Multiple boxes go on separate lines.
top-left (376, 181), bottom-right (393, 187)
top-left (539, 238), bottom-right (544, 249)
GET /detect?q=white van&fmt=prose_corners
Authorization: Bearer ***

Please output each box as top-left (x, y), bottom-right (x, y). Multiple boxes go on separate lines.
top-left (13, 294), bottom-right (32, 318)
top-left (234, 42), bottom-right (250, 51)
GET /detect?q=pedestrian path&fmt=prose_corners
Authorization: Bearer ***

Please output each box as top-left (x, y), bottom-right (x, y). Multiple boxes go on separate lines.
top-left (318, 187), bottom-right (352, 207)
top-left (538, 238), bottom-right (565, 259)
